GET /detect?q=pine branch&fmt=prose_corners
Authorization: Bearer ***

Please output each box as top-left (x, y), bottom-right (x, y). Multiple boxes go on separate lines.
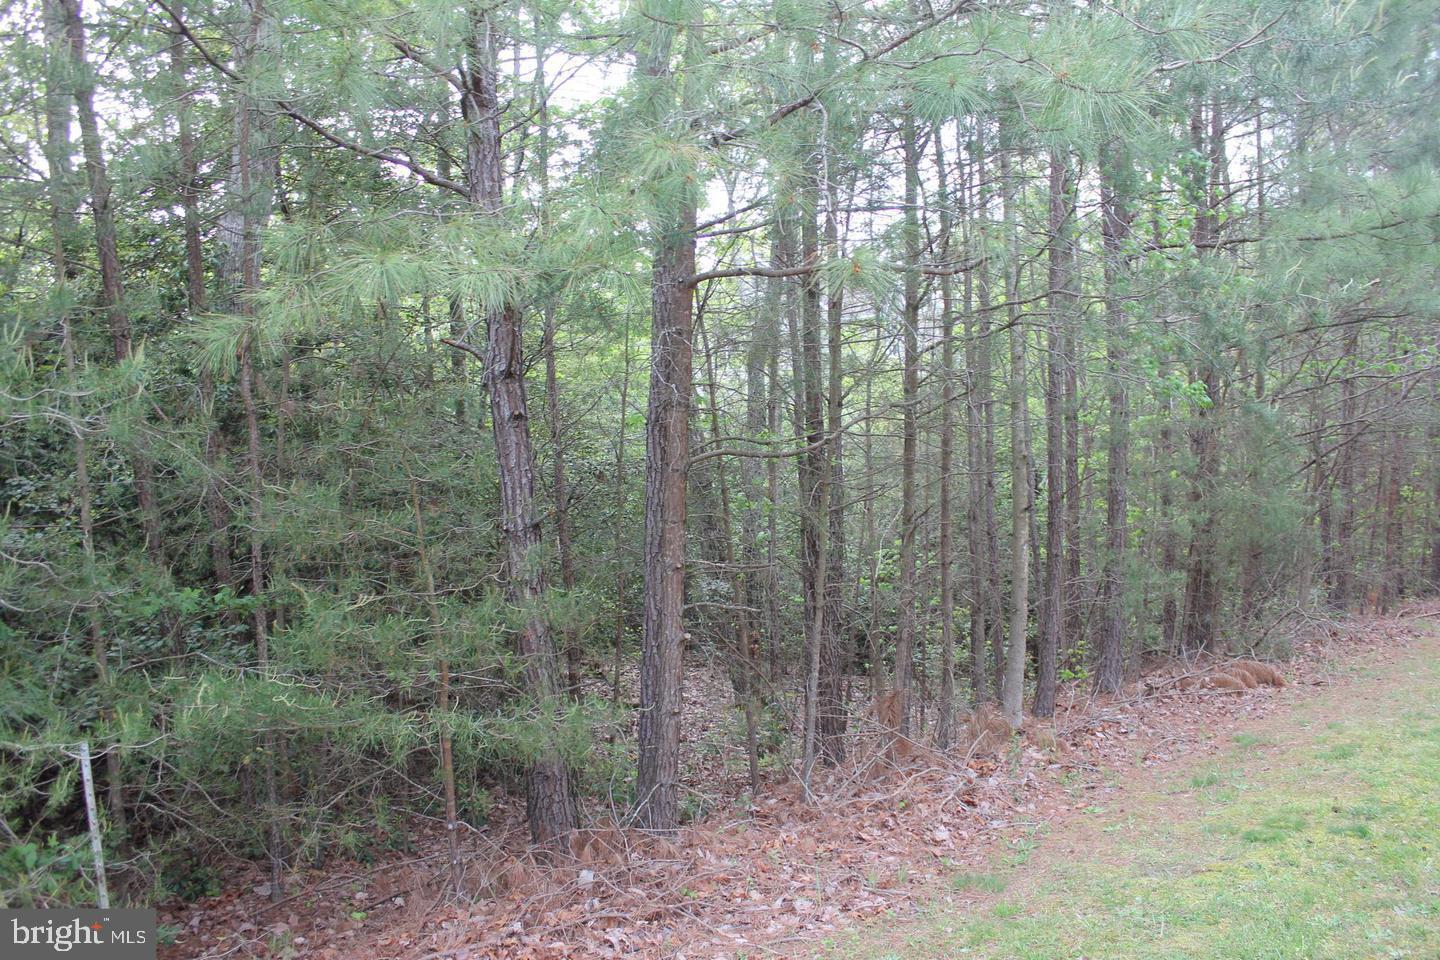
top-left (440, 338), bottom-right (487, 364)
top-left (153, 0), bottom-right (468, 197)
top-left (708, 0), bottom-right (981, 147)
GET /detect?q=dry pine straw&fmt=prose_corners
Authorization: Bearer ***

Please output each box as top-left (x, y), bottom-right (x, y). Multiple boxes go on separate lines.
top-left (160, 605), bottom-right (1437, 960)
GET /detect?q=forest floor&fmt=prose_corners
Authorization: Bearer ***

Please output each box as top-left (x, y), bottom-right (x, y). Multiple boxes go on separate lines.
top-left (832, 611), bottom-right (1440, 960)
top-left (158, 604), bottom-right (1440, 960)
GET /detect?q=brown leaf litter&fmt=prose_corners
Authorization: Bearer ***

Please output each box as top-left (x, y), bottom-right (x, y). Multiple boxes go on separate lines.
top-left (160, 602), bottom-right (1438, 959)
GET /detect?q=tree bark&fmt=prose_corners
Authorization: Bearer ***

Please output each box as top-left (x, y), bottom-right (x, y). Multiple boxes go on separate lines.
top-left (798, 168), bottom-right (830, 785)
top-left (44, 0), bottom-right (124, 834)
top-left (633, 11), bottom-right (696, 833)
top-left (738, 273), bottom-right (770, 792)
top-left (464, 11), bottom-right (577, 846)
top-left (611, 323), bottom-right (634, 705)
top-left (1333, 330), bottom-right (1360, 608)
top-left (1035, 151), bottom-right (1072, 718)
top-left (59, 0), bottom-right (163, 565)
top-left (169, 12), bottom-right (232, 590)
top-left (1095, 145), bottom-right (1133, 695)
top-left (965, 122), bottom-right (999, 702)
top-left (1179, 101), bottom-right (1226, 655)
top-left (819, 210), bottom-right (848, 765)
top-left (533, 30), bottom-right (580, 697)
top-left (411, 481), bottom-right (461, 889)
top-left (1000, 140), bottom-right (1030, 729)
top-left (934, 122), bottom-right (959, 747)
top-left (896, 111), bottom-right (922, 737)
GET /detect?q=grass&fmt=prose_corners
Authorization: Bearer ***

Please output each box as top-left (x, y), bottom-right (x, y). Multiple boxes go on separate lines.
top-left (950, 871), bottom-right (1007, 894)
top-left (832, 632), bottom-right (1440, 960)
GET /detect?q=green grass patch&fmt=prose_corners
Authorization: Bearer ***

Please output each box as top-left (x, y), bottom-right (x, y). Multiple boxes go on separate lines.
top-left (832, 633), bottom-right (1440, 960)
top-left (950, 871), bottom-right (1006, 894)
top-left (1189, 769), bottom-right (1224, 789)
top-left (1317, 742), bottom-right (1361, 761)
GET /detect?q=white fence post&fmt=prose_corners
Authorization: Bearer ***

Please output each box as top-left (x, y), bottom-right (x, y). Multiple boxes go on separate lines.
top-left (77, 740), bottom-right (110, 908)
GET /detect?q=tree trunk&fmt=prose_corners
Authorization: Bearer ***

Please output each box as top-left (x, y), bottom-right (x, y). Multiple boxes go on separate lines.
top-left (633, 11), bottom-right (697, 831)
top-left (819, 170), bottom-right (848, 765)
top-left (1333, 330), bottom-right (1360, 608)
top-left (59, 0), bottom-right (163, 564)
top-left (1429, 373), bottom-right (1440, 592)
top-left (543, 314), bottom-right (580, 694)
top-left (411, 482), bottom-right (460, 889)
top-left (1179, 101), bottom-right (1226, 655)
top-left (534, 35), bottom-right (580, 697)
top-left (1035, 151), bottom-right (1071, 718)
top-left (934, 123), bottom-right (959, 747)
top-left (966, 121), bottom-right (999, 703)
top-left (1095, 145), bottom-right (1133, 695)
top-left (1000, 141), bottom-right (1030, 729)
top-left (611, 323), bottom-right (633, 706)
top-left (634, 212), bottom-right (694, 830)
top-left (44, 3), bottom-right (123, 833)
top-left (896, 112), bottom-right (922, 738)
top-left (464, 12), bottom-right (577, 846)
top-left (211, 0), bottom-right (285, 898)
top-left (1380, 427), bottom-right (1404, 611)
top-left (798, 169), bottom-right (831, 786)
top-left (862, 373), bottom-right (884, 696)
top-left (169, 12), bottom-right (232, 590)
top-left (739, 298), bottom-right (770, 792)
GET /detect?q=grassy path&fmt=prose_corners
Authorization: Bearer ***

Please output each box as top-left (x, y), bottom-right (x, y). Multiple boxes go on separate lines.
top-left (833, 623), bottom-right (1440, 960)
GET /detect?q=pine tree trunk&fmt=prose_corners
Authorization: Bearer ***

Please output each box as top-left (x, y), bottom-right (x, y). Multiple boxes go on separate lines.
top-left (1095, 146), bottom-right (1133, 695)
top-left (611, 324), bottom-right (633, 705)
top-left (43, 6), bottom-right (122, 834)
top-left (169, 13), bottom-right (232, 590)
top-left (60, 0), bottom-right (163, 565)
top-left (799, 173), bottom-right (830, 785)
top-left (465, 12), bottom-right (577, 846)
top-left (738, 288), bottom-right (769, 792)
top-left (1035, 152), bottom-right (1071, 718)
top-left (766, 315), bottom-right (784, 686)
top-left (1381, 427), bottom-right (1404, 611)
top-left (934, 123), bottom-right (959, 748)
top-left (1333, 330), bottom-right (1360, 608)
top-left (632, 13), bottom-right (706, 833)
top-left (896, 112), bottom-right (922, 738)
top-left (543, 317), bottom-right (580, 694)
top-left (212, 0), bottom-right (284, 897)
top-left (1062, 261), bottom-right (1083, 661)
top-left (534, 38), bottom-right (580, 697)
top-left (1179, 101), bottom-right (1226, 655)
top-left (1000, 141), bottom-right (1030, 729)
top-left (863, 374), bottom-right (884, 697)
top-left (964, 169), bottom-right (992, 703)
top-left (966, 122), bottom-right (1000, 702)
top-left (819, 172), bottom-right (848, 765)
top-left (635, 213), bottom-right (694, 830)
top-left (411, 482), bottom-right (460, 889)
top-left (1429, 373), bottom-right (1440, 592)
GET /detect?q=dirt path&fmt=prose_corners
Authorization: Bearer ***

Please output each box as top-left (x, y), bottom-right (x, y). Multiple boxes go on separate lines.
top-left (829, 617), bottom-right (1440, 960)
